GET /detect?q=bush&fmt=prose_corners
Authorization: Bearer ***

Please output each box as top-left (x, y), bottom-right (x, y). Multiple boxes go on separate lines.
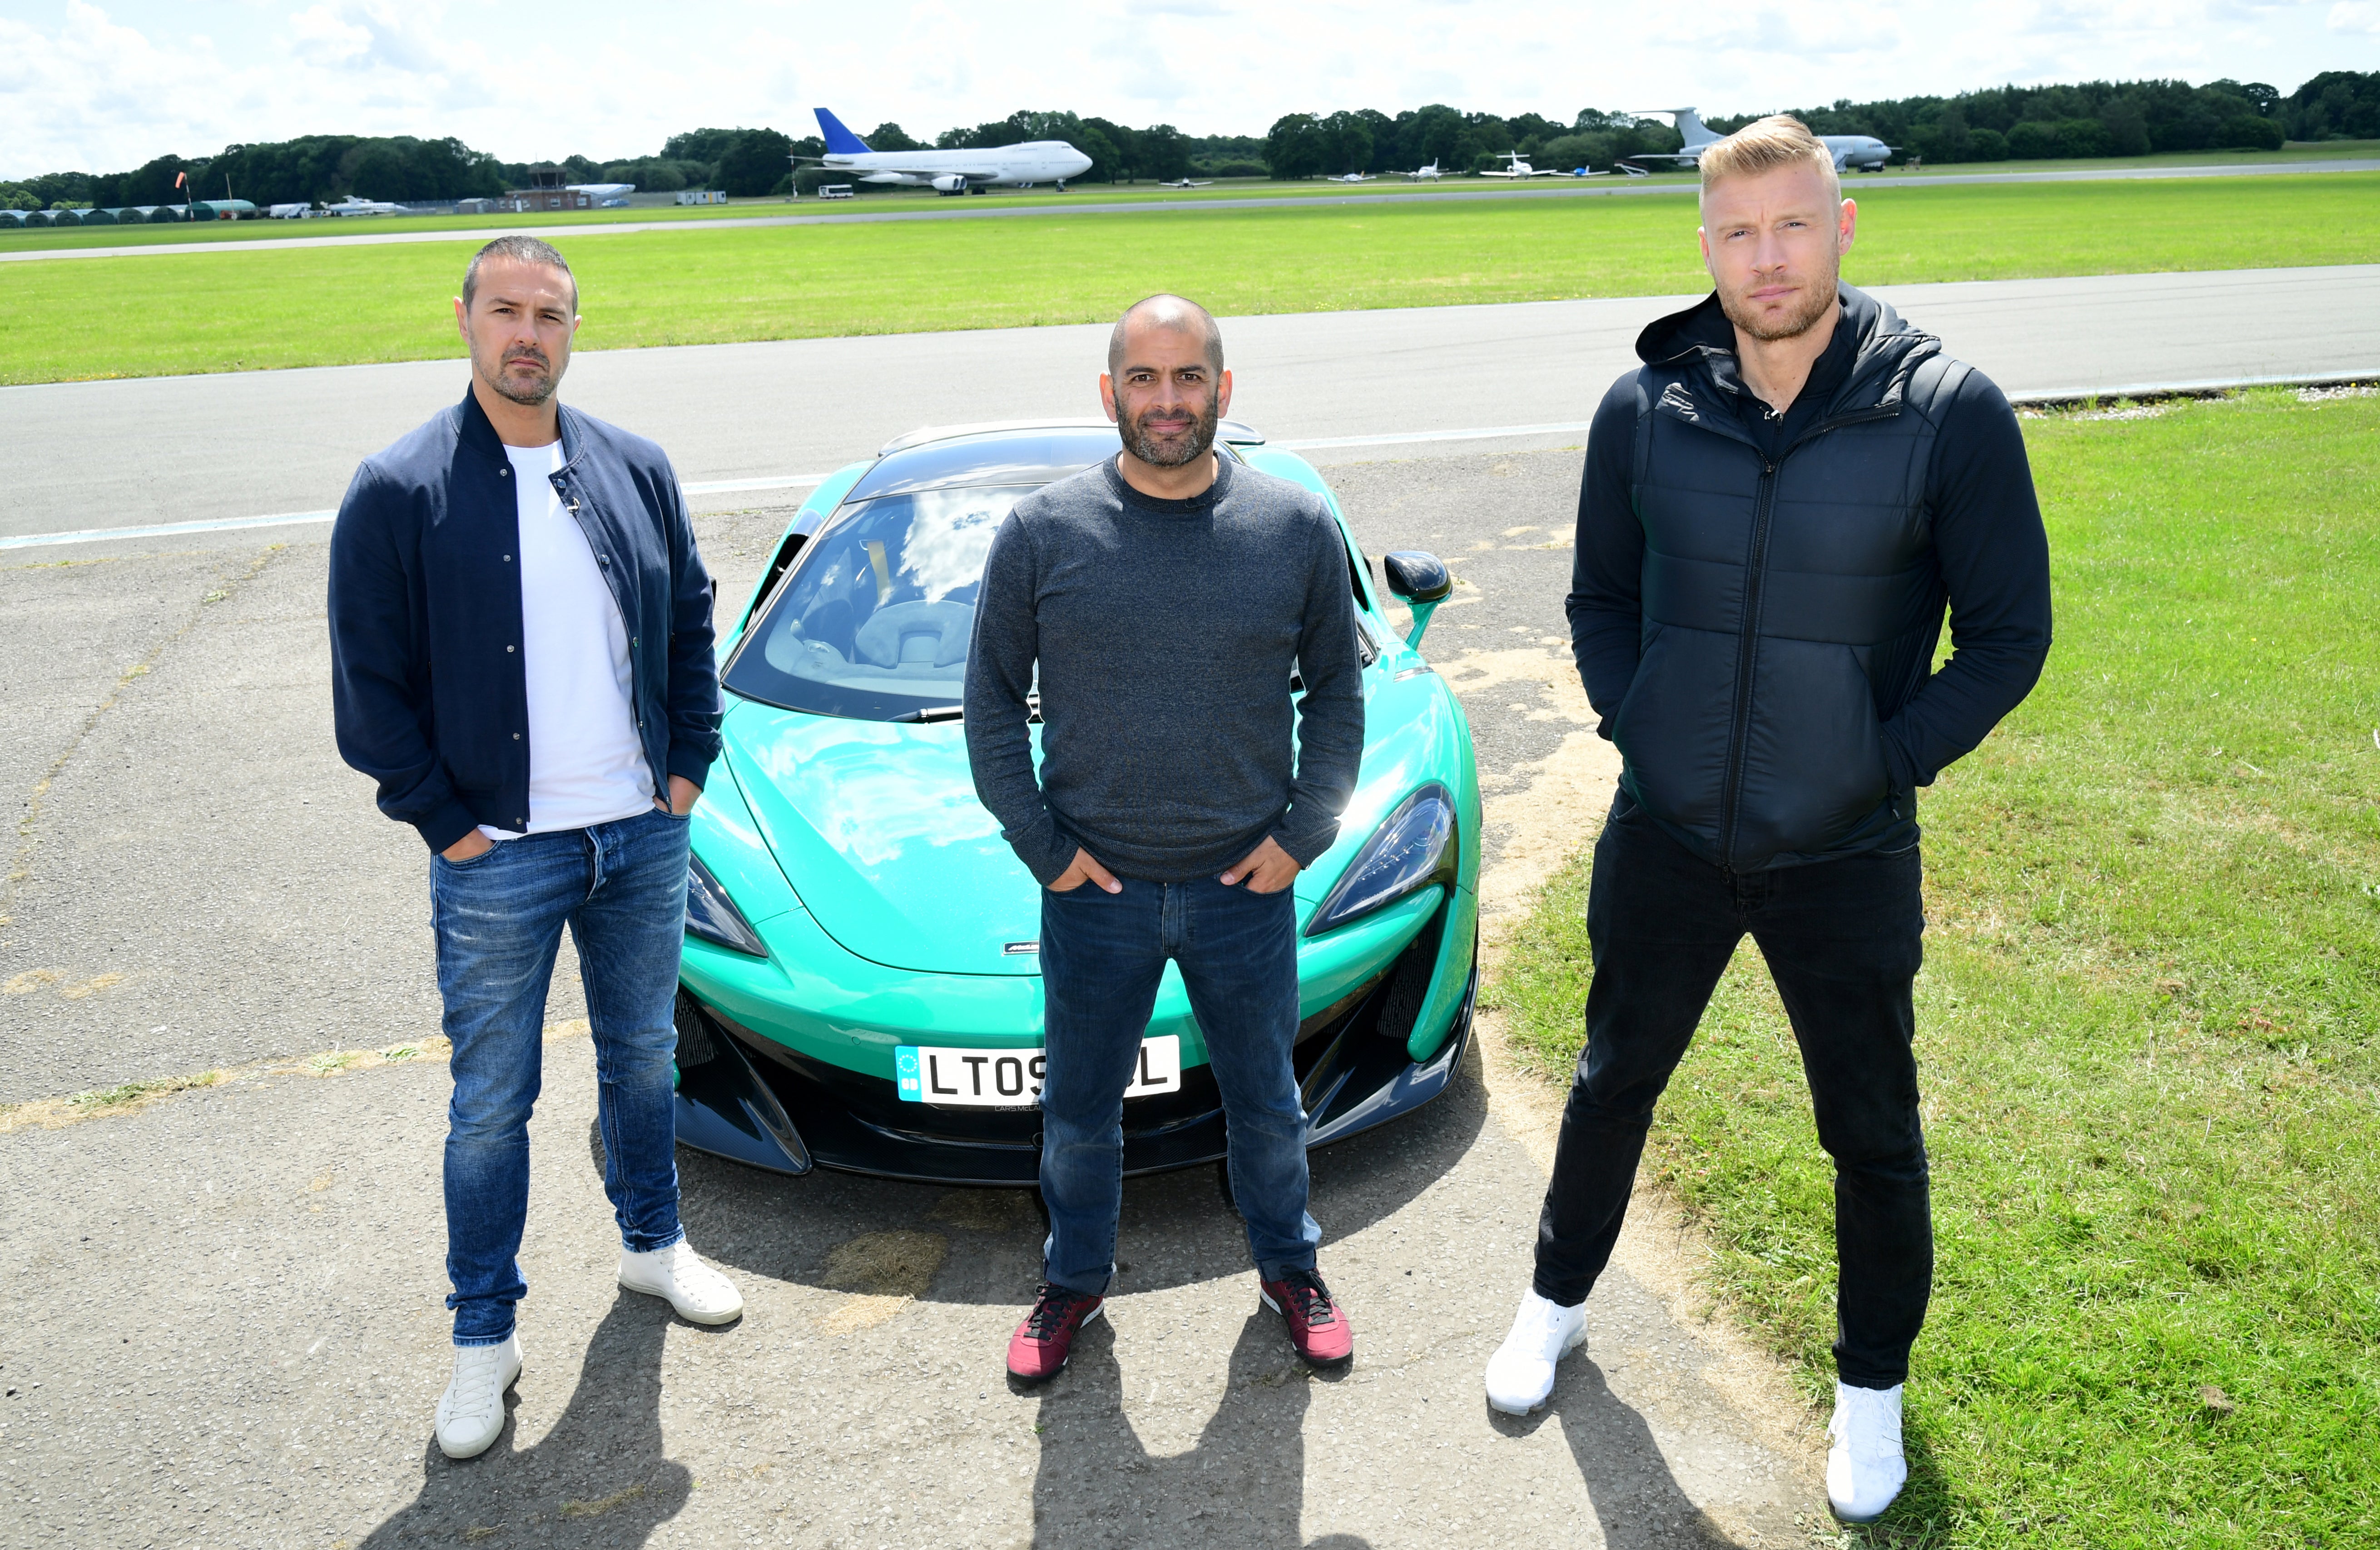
top-left (717, 129), bottom-right (794, 197)
top-left (2007, 121), bottom-right (2060, 158)
top-left (2056, 117), bottom-right (2112, 157)
top-left (1968, 127), bottom-right (2009, 161)
top-left (2221, 114), bottom-right (2286, 149)
top-left (1538, 133), bottom-right (1610, 170)
top-left (1205, 161), bottom-right (1267, 178)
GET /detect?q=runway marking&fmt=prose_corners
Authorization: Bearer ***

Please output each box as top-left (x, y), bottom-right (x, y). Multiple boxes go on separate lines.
top-left (7, 374), bottom-right (2370, 553)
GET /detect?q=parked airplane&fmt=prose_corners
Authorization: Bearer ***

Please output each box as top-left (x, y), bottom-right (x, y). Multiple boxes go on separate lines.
top-left (1328, 171), bottom-right (1374, 183)
top-left (1545, 165), bottom-right (1610, 178)
top-left (1159, 178), bottom-right (1214, 189)
top-left (1403, 161), bottom-right (1442, 180)
top-left (268, 202), bottom-right (315, 219)
top-left (323, 194), bottom-right (405, 216)
top-left (1626, 108), bottom-right (1895, 173)
top-left (1477, 151), bottom-right (1552, 179)
top-left (802, 108), bottom-right (1092, 193)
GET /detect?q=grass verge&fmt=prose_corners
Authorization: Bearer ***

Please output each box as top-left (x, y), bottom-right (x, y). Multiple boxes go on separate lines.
top-left (1491, 389), bottom-right (2380, 1546)
top-left (1, 174), bottom-right (2373, 385)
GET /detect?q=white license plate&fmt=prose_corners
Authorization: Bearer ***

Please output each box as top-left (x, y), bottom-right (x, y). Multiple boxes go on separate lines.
top-left (893, 1036), bottom-right (1181, 1109)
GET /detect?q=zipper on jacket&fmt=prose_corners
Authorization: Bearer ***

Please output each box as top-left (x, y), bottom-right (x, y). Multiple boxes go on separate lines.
top-left (1717, 458), bottom-right (1778, 867)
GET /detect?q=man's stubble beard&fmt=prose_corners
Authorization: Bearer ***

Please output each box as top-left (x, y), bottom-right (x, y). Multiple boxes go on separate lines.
top-left (475, 342), bottom-right (560, 407)
top-left (1119, 388), bottom-right (1220, 469)
top-left (1721, 251), bottom-right (1841, 343)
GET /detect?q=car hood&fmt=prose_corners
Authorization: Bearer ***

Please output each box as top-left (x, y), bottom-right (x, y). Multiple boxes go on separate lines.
top-left (722, 701), bottom-right (1046, 976)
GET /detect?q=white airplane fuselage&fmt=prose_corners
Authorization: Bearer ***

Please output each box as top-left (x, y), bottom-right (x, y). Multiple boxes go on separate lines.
top-left (820, 141), bottom-right (1092, 191)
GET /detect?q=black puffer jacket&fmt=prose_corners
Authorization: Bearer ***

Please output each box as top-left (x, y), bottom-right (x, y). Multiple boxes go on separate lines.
top-left (1568, 286), bottom-right (2053, 871)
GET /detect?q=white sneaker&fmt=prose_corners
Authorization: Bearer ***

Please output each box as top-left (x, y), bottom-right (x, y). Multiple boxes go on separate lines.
top-left (1484, 1290), bottom-right (1588, 1415)
top-left (619, 1239), bottom-right (744, 1325)
top-left (1827, 1381), bottom-right (1908, 1523)
top-left (434, 1335), bottom-right (521, 1461)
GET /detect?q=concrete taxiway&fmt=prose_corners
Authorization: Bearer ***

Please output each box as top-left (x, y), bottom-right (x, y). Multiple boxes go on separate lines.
top-left (1, 445), bottom-right (1832, 1547)
top-left (5, 264), bottom-right (2377, 548)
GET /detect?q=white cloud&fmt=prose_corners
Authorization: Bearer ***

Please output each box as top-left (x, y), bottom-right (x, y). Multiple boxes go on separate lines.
top-left (0, 0), bottom-right (2360, 180)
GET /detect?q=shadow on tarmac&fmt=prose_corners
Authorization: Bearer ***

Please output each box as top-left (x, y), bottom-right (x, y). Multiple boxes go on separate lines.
top-left (1489, 1356), bottom-right (1748, 1549)
top-left (659, 1031), bottom-right (1492, 1308)
top-left (356, 1297), bottom-right (700, 1549)
top-left (1029, 1309), bottom-right (1373, 1550)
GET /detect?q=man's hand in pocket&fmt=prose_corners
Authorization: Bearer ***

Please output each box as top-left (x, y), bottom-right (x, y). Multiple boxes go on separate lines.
top-left (1048, 848), bottom-right (1122, 894)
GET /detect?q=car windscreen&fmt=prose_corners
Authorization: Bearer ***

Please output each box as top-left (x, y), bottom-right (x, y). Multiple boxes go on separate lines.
top-left (723, 485), bottom-right (1029, 721)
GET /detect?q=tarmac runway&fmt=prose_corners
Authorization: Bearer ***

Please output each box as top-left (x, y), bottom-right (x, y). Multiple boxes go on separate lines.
top-left (7, 157), bottom-right (2375, 265)
top-left (5, 263), bottom-right (2377, 547)
top-left (0, 444), bottom-right (1833, 1547)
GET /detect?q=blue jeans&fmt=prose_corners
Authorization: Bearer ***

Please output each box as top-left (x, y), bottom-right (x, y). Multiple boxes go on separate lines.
top-left (1037, 874), bottom-right (1321, 1295)
top-left (431, 805), bottom-right (690, 1346)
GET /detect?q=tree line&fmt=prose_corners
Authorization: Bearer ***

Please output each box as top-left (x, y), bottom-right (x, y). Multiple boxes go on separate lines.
top-left (4, 71), bottom-right (2372, 212)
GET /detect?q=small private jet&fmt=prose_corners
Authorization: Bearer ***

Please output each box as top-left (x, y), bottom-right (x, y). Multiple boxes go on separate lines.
top-left (323, 194), bottom-right (405, 216)
top-left (802, 108), bottom-right (1092, 194)
top-left (1626, 108), bottom-right (1896, 173)
top-left (1478, 151), bottom-right (1553, 179)
top-left (1159, 177), bottom-right (1215, 189)
top-left (1328, 170), bottom-right (1374, 183)
top-left (1403, 161), bottom-right (1442, 180)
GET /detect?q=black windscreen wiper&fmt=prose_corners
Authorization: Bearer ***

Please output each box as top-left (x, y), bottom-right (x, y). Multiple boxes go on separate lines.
top-left (890, 705), bottom-right (965, 723)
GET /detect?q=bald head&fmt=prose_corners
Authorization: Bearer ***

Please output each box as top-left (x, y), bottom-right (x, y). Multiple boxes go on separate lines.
top-left (1107, 294), bottom-right (1225, 379)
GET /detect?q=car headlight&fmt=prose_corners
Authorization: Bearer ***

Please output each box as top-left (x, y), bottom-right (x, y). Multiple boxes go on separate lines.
top-left (1305, 784), bottom-right (1456, 936)
top-left (685, 854), bottom-right (768, 956)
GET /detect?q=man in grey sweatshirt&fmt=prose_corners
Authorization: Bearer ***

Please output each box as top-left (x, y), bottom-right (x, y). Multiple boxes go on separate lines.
top-left (965, 295), bottom-right (1366, 1381)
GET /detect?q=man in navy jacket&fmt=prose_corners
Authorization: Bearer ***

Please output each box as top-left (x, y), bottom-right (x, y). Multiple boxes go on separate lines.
top-left (1482, 120), bottom-right (2051, 1525)
top-left (329, 236), bottom-right (742, 1462)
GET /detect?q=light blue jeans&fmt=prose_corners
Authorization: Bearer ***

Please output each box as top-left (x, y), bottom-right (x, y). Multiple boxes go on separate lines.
top-left (1036, 873), bottom-right (1321, 1295)
top-left (431, 805), bottom-right (689, 1346)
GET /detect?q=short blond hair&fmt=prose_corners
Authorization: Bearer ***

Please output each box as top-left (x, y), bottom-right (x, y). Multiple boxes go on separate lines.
top-left (1699, 114), bottom-right (1840, 209)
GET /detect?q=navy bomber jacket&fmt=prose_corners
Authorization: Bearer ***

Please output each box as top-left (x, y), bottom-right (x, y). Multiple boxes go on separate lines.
top-left (328, 388), bottom-right (720, 854)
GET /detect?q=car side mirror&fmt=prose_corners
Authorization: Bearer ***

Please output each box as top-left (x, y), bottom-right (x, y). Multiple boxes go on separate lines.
top-left (1382, 550), bottom-right (1453, 649)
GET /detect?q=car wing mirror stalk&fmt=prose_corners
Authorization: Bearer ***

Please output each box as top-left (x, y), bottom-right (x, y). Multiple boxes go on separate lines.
top-left (1381, 550), bottom-right (1453, 649)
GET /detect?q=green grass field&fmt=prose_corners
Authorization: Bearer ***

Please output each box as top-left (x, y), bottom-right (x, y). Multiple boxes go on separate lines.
top-left (0, 173), bottom-right (2374, 386)
top-left (5, 138), bottom-right (2375, 257)
top-left (1492, 389), bottom-right (2380, 1545)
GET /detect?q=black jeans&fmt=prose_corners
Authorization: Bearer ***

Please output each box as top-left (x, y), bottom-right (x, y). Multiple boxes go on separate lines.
top-left (1533, 792), bottom-right (1932, 1389)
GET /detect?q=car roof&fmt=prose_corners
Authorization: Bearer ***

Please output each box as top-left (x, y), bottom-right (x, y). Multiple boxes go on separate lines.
top-left (843, 418), bottom-right (1266, 504)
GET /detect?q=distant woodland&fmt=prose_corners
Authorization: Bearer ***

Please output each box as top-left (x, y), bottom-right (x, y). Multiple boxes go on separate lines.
top-left (6, 71), bottom-right (2374, 212)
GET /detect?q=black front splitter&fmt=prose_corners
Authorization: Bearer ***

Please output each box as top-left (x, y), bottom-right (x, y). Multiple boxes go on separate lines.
top-left (672, 946), bottom-right (1476, 1189)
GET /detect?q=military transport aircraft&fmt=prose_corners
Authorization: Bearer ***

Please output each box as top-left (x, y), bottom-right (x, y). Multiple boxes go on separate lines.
top-left (1625, 108), bottom-right (1895, 173)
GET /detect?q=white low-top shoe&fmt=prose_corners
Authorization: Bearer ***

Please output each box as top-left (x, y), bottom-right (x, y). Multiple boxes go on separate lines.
top-left (434, 1335), bottom-right (521, 1461)
top-left (619, 1239), bottom-right (744, 1325)
top-left (1484, 1290), bottom-right (1588, 1415)
top-left (1827, 1381), bottom-right (1909, 1523)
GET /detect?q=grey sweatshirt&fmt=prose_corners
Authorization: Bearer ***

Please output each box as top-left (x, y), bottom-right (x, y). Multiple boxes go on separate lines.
top-left (964, 454), bottom-right (1365, 886)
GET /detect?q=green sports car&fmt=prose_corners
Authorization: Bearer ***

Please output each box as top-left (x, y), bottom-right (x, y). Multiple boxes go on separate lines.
top-left (669, 418), bottom-right (1478, 1185)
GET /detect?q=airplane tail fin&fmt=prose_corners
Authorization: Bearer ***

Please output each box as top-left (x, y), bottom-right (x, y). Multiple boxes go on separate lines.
top-left (1672, 109), bottom-right (1720, 149)
top-left (814, 108), bottom-right (872, 156)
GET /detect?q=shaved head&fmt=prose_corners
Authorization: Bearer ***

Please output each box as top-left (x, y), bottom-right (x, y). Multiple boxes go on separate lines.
top-left (1107, 294), bottom-right (1225, 379)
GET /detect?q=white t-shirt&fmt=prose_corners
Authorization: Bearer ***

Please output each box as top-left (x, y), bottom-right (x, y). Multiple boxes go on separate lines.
top-left (479, 441), bottom-right (657, 839)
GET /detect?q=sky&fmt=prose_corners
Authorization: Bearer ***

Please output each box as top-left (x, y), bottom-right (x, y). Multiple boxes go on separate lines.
top-left (2, 0), bottom-right (2375, 178)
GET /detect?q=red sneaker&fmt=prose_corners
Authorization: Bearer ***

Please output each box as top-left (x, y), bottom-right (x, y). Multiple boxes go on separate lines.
top-left (1006, 1282), bottom-right (1104, 1383)
top-left (1259, 1268), bottom-right (1354, 1365)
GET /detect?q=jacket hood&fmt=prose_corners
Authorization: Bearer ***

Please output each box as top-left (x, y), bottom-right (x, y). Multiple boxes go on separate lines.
top-left (1634, 284), bottom-right (1939, 416)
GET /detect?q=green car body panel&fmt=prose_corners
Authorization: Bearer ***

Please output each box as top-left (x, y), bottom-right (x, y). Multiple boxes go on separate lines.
top-left (673, 426), bottom-right (1481, 1184)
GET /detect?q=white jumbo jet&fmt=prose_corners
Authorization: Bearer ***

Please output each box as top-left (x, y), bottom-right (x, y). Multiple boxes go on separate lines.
top-left (323, 194), bottom-right (405, 216)
top-left (1403, 160), bottom-right (1442, 180)
top-left (802, 108), bottom-right (1092, 194)
top-left (1626, 108), bottom-right (1895, 173)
